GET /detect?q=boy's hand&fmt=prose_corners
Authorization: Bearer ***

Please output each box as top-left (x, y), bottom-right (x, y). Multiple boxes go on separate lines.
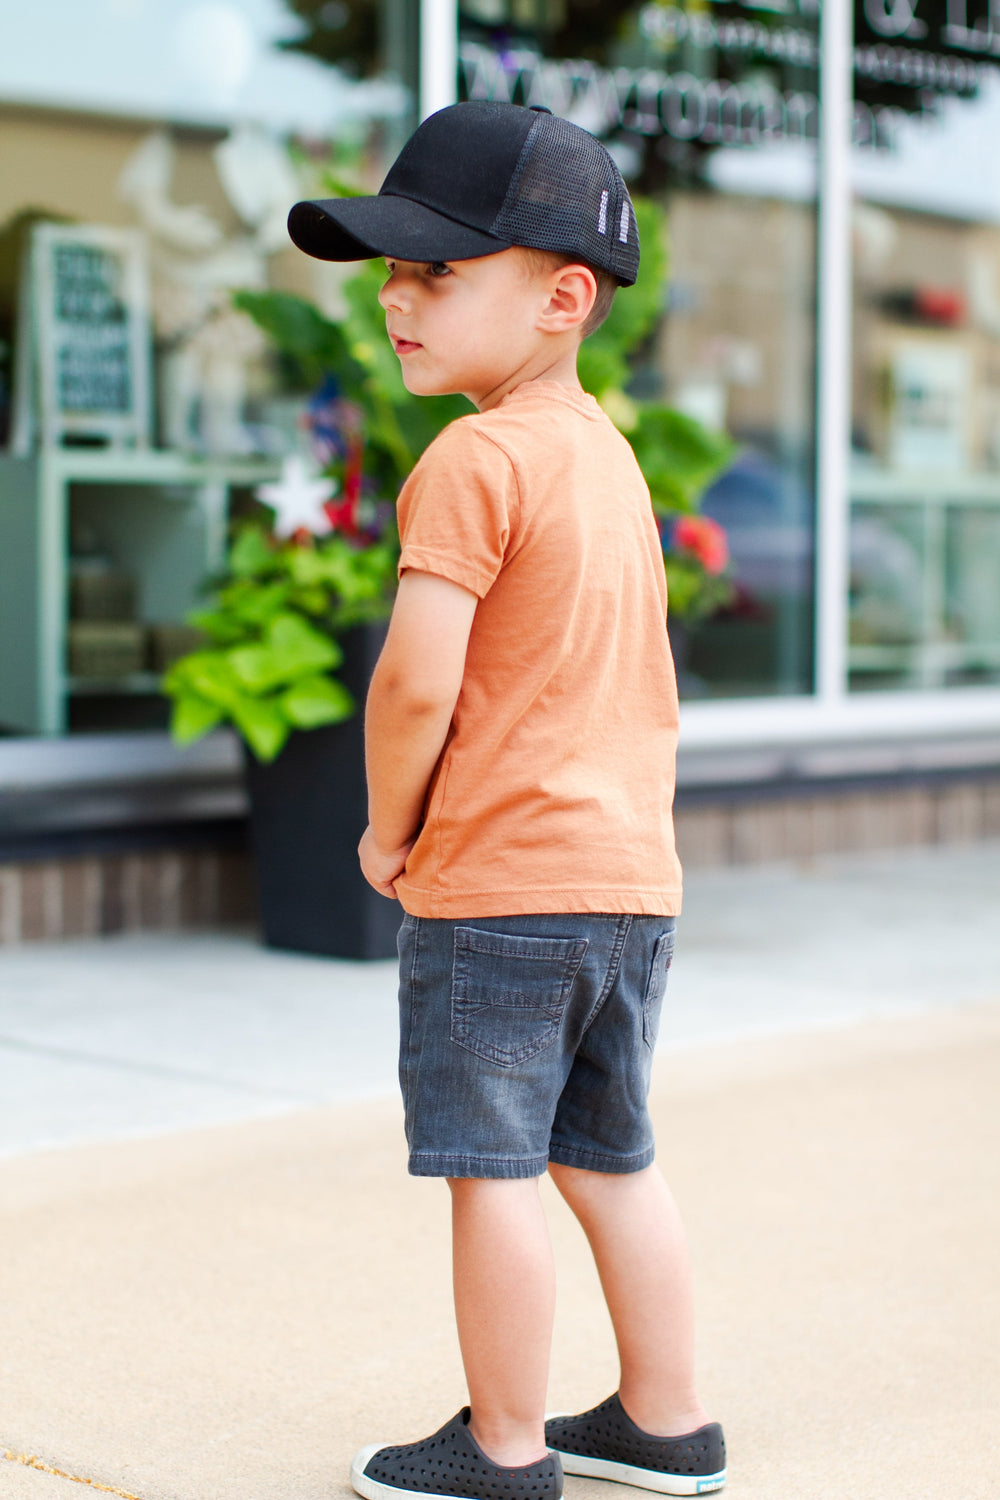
top-left (358, 825), bottom-right (415, 899)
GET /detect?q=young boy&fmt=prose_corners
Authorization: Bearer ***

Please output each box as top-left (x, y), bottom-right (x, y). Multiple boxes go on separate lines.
top-left (288, 100), bottom-right (725, 1500)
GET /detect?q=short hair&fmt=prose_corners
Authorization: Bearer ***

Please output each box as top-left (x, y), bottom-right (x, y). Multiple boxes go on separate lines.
top-left (517, 247), bottom-right (618, 338)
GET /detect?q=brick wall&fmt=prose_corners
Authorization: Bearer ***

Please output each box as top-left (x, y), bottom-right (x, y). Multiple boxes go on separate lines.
top-left (674, 775), bottom-right (1000, 869)
top-left (0, 849), bottom-right (256, 945)
top-left (0, 774), bottom-right (997, 946)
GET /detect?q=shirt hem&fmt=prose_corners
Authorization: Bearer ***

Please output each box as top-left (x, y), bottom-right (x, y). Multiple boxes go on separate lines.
top-left (394, 883), bottom-right (683, 918)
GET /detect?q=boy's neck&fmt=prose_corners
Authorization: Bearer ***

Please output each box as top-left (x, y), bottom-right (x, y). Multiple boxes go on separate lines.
top-left (475, 343), bottom-right (583, 412)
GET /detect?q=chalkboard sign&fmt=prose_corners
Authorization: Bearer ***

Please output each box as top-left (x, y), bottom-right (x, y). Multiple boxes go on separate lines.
top-left (12, 223), bottom-right (152, 451)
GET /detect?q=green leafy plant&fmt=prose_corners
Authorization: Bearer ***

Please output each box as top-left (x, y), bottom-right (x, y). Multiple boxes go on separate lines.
top-left (164, 194), bottom-right (736, 761)
top-left (577, 198), bottom-right (736, 619)
top-left (164, 218), bottom-right (472, 762)
top-left (660, 514), bottom-right (734, 622)
top-left (163, 519), bottom-right (397, 762)
top-left (233, 264), bottom-right (470, 498)
top-left (232, 195), bottom-right (735, 524)
top-left (238, 196), bottom-right (736, 621)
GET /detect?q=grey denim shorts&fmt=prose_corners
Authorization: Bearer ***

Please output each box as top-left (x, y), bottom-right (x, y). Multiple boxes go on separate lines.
top-left (396, 912), bottom-right (677, 1179)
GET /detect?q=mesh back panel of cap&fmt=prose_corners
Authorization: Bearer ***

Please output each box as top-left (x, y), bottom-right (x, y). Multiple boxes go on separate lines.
top-left (490, 115), bottom-right (639, 285)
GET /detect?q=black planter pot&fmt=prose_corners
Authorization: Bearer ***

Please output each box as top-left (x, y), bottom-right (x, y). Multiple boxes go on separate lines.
top-left (667, 617), bottom-right (708, 699)
top-left (242, 621), bottom-right (401, 960)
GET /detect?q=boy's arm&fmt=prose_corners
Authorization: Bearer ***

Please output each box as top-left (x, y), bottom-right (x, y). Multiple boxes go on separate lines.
top-left (359, 569), bottom-right (478, 898)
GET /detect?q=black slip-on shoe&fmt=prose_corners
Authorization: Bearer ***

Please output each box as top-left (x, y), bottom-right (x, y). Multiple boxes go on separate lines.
top-left (545, 1393), bottom-right (725, 1496)
top-left (351, 1407), bottom-right (563, 1500)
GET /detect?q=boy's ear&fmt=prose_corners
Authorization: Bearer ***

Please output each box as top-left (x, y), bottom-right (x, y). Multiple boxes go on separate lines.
top-left (537, 263), bottom-right (598, 335)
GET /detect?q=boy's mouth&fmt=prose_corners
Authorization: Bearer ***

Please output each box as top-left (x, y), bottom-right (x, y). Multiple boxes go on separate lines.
top-left (391, 335), bottom-right (423, 355)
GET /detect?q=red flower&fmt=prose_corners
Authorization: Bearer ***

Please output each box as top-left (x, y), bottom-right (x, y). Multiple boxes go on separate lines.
top-left (673, 515), bottom-right (729, 575)
top-left (322, 432), bottom-right (364, 537)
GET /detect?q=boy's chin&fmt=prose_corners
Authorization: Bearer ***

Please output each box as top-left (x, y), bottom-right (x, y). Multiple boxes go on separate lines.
top-left (400, 369), bottom-right (462, 399)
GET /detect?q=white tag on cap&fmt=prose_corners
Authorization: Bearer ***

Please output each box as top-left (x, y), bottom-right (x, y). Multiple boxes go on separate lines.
top-left (598, 189), bottom-right (609, 236)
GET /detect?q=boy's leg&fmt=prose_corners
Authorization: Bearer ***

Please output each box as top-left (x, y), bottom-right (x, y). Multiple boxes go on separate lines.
top-left (351, 1171), bottom-right (562, 1500)
top-left (547, 1161), bottom-right (709, 1437)
top-left (448, 1176), bottom-right (554, 1466)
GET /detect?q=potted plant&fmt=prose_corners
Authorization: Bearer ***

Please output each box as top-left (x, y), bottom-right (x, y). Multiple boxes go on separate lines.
top-left (162, 259), bottom-right (470, 959)
top-left (160, 484), bottom-right (404, 960)
top-left (163, 197), bottom-right (734, 958)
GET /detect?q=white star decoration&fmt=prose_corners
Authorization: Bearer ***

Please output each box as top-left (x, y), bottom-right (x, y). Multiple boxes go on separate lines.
top-left (256, 457), bottom-right (337, 539)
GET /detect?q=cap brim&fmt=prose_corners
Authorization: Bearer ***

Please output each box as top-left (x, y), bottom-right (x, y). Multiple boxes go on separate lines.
top-left (287, 193), bottom-right (513, 263)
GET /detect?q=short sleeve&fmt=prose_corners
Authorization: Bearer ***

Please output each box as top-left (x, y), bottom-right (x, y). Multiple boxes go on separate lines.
top-left (396, 418), bottom-right (519, 599)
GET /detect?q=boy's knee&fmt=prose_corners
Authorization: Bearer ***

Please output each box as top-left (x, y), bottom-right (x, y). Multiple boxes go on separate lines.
top-left (549, 1160), bottom-right (658, 1198)
top-left (547, 1162), bottom-right (609, 1205)
top-left (447, 1176), bottom-right (542, 1194)
top-left (548, 1161), bottom-right (610, 1185)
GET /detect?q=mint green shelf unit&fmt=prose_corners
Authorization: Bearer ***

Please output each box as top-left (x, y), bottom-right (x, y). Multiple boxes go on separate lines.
top-left (0, 449), bottom-right (278, 735)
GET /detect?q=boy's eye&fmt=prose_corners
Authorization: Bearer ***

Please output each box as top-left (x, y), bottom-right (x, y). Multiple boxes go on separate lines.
top-left (427, 261), bottom-right (452, 278)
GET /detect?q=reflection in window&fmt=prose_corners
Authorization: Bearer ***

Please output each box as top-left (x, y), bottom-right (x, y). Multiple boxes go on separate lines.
top-left (459, 0), bottom-right (820, 699)
top-left (0, 0), bottom-right (407, 135)
top-left (849, 0), bottom-right (1000, 691)
top-left (0, 0), bottom-right (411, 739)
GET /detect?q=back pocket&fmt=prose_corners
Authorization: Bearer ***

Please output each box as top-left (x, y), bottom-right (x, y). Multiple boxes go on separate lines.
top-left (642, 929), bottom-right (676, 1049)
top-left (451, 927), bottom-right (588, 1068)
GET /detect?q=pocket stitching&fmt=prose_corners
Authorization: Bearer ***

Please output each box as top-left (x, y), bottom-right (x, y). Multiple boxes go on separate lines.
top-left (451, 929), bottom-right (588, 1069)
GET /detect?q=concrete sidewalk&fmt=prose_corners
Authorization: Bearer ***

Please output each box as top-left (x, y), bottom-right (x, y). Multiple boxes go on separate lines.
top-left (1, 842), bottom-right (999, 1500)
top-left (3, 842), bottom-right (1000, 1159)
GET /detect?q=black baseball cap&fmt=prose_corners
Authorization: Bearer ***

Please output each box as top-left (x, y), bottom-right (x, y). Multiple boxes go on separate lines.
top-left (287, 100), bottom-right (639, 286)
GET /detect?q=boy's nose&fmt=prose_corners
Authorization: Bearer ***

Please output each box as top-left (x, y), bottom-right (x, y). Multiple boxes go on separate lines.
top-left (378, 273), bottom-right (408, 313)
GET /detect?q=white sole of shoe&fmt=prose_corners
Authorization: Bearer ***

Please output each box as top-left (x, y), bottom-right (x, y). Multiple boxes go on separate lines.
top-left (551, 1451), bottom-right (725, 1495)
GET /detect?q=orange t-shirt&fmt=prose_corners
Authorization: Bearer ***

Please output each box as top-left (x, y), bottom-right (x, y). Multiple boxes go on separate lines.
top-left (392, 379), bottom-right (682, 918)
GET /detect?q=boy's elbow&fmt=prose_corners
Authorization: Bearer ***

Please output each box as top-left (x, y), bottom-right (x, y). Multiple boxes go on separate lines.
top-left (372, 661), bottom-right (460, 721)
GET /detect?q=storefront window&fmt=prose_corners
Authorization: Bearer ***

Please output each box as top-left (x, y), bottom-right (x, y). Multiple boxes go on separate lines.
top-left (0, 0), bottom-right (410, 739)
top-left (458, 0), bottom-right (821, 698)
top-left (849, 0), bottom-right (1000, 690)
